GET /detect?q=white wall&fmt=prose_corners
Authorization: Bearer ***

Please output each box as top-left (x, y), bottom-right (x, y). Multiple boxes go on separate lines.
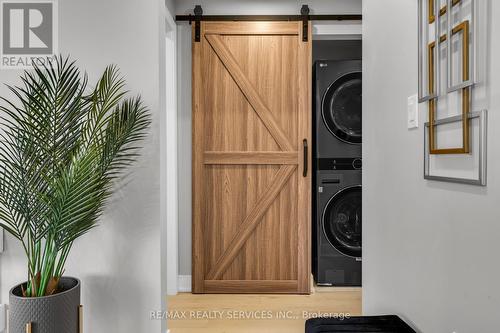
top-left (175, 0), bottom-right (362, 277)
top-left (0, 0), bottom-right (168, 332)
top-left (0, 71), bottom-right (24, 307)
top-left (362, 0), bottom-right (500, 332)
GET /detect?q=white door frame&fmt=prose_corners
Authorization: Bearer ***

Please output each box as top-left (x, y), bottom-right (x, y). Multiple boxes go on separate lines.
top-left (160, 2), bottom-right (178, 331)
top-left (162, 19), bottom-right (363, 300)
top-left (312, 20), bottom-right (362, 39)
top-left (160, 0), bottom-right (178, 299)
top-left (165, 11), bottom-right (178, 296)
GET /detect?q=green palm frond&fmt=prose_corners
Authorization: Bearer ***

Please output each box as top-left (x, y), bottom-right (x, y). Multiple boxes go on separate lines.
top-left (0, 56), bottom-right (150, 297)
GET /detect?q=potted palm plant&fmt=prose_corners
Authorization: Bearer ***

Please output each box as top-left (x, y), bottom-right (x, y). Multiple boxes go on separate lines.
top-left (0, 56), bottom-right (151, 333)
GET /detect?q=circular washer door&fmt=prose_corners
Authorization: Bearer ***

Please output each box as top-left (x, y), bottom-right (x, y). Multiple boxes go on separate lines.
top-left (322, 72), bottom-right (362, 144)
top-left (322, 186), bottom-right (362, 258)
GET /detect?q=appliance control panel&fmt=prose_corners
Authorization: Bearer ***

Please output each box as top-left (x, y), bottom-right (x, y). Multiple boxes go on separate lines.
top-left (318, 158), bottom-right (362, 171)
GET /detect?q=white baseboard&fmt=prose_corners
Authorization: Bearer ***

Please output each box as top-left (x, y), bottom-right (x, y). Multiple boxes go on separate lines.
top-left (177, 275), bottom-right (192, 293)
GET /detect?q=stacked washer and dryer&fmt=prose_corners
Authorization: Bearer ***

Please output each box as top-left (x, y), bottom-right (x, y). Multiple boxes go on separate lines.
top-left (312, 60), bottom-right (362, 286)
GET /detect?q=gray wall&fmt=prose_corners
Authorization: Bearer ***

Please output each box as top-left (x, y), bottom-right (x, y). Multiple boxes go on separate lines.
top-left (175, 0), bottom-right (361, 15)
top-left (175, 0), bottom-right (363, 276)
top-left (177, 23), bottom-right (193, 276)
top-left (165, 0), bottom-right (175, 14)
top-left (362, 0), bottom-right (500, 332)
top-left (0, 0), bottom-right (165, 332)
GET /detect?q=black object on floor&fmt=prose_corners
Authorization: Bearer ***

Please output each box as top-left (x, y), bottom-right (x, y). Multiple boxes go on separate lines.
top-left (305, 315), bottom-right (416, 333)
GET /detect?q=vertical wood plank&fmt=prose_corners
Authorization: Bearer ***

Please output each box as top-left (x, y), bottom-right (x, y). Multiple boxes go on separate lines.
top-left (192, 21), bottom-right (205, 293)
top-left (297, 21), bottom-right (312, 294)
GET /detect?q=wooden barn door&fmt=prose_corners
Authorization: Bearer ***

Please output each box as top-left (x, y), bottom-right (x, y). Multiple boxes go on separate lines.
top-left (192, 21), bottom-right (311, 294)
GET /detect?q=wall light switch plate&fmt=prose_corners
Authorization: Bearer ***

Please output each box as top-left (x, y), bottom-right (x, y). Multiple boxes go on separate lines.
top-left (407, 94), bottom-right (419, 129)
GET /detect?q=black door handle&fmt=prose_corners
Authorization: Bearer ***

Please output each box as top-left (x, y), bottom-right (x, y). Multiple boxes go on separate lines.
top-left (303, 139), bottom-right (308, 177)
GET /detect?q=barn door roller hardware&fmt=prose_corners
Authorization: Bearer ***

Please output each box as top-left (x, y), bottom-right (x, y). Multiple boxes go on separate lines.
top-left (176, 5), bottom-right (362, 43)
top-left (301, 5), bottom-right (310, 42)
top-left (194, 5), bottom-right (203, 42)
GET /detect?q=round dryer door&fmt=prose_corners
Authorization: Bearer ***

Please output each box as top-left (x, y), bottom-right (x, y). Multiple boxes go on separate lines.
top-left (322, 72), bottom-right (362, 144)
top-left (323, 185), bottom-right (362, 258)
